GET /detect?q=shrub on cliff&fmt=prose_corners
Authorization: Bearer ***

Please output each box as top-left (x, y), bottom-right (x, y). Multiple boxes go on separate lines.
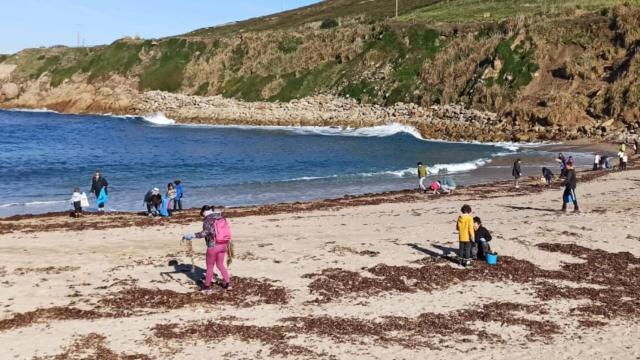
top-left (320, 18), bottom-right (339, 29)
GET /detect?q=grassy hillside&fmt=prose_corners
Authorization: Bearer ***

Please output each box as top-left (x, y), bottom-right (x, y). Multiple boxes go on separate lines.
top-left (2, 0), bottom-right (640, 138)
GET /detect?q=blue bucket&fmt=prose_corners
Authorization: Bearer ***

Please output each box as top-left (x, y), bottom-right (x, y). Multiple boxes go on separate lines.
top-left (486, 253), bottom-right (498, 265)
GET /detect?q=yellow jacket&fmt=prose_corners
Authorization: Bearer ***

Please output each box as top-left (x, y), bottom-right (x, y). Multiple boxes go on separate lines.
top-left (457, 214), bottom-right (475, 242)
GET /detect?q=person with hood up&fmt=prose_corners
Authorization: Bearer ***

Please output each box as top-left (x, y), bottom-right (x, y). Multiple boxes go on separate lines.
top-left (144, 188), bottom-right (162, 216)
top-left (90, 170), bottom-right (108, 212)
top-left (183, 205), bottom-right (232, 294)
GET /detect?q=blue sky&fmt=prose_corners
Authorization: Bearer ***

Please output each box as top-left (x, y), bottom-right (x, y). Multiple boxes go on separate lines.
top-left (0, 0), bottom-right (319, 54)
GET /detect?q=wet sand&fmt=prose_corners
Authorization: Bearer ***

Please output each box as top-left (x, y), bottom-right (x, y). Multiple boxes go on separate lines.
top-left (0, 158), bottom-right (639, 359)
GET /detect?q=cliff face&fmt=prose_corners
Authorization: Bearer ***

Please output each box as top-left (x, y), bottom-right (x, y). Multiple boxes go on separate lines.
top-left (0, 1), bottom-right (639, 142)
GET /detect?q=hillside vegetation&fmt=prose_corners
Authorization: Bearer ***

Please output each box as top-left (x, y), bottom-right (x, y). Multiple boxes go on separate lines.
top-left (1, 0), bottom-right (640, 140)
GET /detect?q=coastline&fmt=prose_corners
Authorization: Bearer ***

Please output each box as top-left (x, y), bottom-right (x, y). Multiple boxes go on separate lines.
top-left (2, 153), bottom-right (633, 233)
top-left (1, 154), bottom-right (639, 359)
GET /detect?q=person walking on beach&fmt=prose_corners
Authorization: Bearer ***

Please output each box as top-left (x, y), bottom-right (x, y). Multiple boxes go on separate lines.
top-left (512, 159), bottom-right (522, 189)
top-left (561, 161), bottom-right (579, 213)
top-left (174, 179), bottom-right (184, 211)
top-left (634, 138), bottom-right (639, 155)
top-left (183, 205), bottom-right (232, 294)
top-left (417, 162), bottom-right (428, 193)
top-left (456, 204), bottom-right (475, 267)
top-left (542, 167), bottom-right (554, 188)
top-left (90, 170), bottom-right (108, 212)
top-left (593, 153), bottom-right (601, 171)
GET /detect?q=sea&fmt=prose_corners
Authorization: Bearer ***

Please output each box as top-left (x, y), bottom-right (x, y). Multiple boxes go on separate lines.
top-left (0, 109), bottom-right (593, 217)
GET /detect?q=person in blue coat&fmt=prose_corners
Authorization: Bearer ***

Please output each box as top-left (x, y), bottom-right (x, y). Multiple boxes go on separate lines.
top-left (174, 179), bottom-right (184, 211)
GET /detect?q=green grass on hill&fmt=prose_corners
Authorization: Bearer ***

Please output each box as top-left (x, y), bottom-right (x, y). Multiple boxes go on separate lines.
top-left (139, 38), bottom-right (207, 92)
top-left (186, 0), bottom-right (441, 37)
top-left (402, 0), bottom-right (640, 23)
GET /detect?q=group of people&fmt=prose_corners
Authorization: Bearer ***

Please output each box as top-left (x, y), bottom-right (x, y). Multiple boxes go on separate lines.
top-left (456, 204), bottom-right (493, 267)
top-left (417, 162), bottom-right (457, 194)
top-left (68, 171), bottom-right (186, 218)
top-left (144, 180), bottom-right (184, 217)
top-left (69, 171), bottom-right (109, 217)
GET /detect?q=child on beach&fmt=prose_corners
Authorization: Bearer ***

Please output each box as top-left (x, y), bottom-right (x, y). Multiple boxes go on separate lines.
top-left (167, 183), bottom-right (177, 204)
top-left (183, 205), bottom-right (232, 294)
top-left (70, 187), bottom-right (83, 217)
top-left (174, 180), bottom-right (184, 211)
top-left (417, 162), bottom-right (428, 193)
top-left (473, 217), bottom-right (492, 260)
top-left (456, 204), bottom-right (475, 267)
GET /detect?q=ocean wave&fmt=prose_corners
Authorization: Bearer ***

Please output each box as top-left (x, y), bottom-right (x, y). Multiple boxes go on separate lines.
top-left (4, 107), bottom-right (59, 114)
top-left (139, 112), bottom-right (176, 125)
top-left (277, 158), bottom-right (490, 183)
top-left (0, 200), bottom-right (68, 208)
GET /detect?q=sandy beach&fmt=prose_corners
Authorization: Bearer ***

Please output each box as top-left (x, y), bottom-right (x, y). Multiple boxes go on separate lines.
top-left (1, 161), bottom-right (639, 359)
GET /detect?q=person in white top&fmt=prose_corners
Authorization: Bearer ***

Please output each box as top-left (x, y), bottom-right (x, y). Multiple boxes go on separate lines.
top-left (70, 187), bottom-right (83, 217)
top-left (593, 153), bottom-right (601, 171)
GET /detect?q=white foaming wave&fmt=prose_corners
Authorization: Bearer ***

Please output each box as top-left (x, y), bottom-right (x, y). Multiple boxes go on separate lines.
top-left (139, 112), bottom-right (176, 125)
top-left (5, 107), bottom-right (59, 114)
top-left (185, 122), bottom-right (426, 140)
top-left (0, 200), bottom-right (67, 208)
top-left (277, 158), bottom-right (490, 183)
top-left (286, 123), bottom-right (425, 139)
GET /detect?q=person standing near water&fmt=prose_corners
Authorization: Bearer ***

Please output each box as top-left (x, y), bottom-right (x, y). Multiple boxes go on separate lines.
top-left (417, 162), bottom-right (428, 193)
top-left (561, 161), bottom-right (579, 213)
top-left (89, 170), bottom-right (108, 212)
top-left (512, 159), bottom-right (522, 189)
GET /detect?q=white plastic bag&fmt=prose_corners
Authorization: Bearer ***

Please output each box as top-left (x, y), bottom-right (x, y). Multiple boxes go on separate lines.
top-left (80, 192), bottom-right (89, 208)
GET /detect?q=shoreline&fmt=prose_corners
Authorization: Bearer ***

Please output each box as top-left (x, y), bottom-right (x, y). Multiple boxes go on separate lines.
top-left (1, 154), bottom-right (634, 233)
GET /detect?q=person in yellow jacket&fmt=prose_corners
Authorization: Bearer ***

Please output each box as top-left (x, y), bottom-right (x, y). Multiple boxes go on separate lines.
top-left (456, 204), bottom-right (475, 267)
top-left (417, 162), bottom-right (428, 193)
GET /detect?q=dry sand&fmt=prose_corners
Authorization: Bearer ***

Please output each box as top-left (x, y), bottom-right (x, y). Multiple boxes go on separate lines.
top-left (0, 166), bottom-right (639, 359)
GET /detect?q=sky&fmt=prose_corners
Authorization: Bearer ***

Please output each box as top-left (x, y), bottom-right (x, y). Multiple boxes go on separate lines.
top-left (0, 0), bottom-right (320, 54)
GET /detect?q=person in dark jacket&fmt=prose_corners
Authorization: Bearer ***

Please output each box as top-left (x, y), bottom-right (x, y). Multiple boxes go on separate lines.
top-left (473, 216), bottom-right (492, 260)
top-left (89, 171), bottom-right (108, 211)
top-left (144, 188), bottom-right (162, 216)
top-left (512, 159), bottom-right (522, 188)
top-left (561, 161), bottom-right (579, 212)
top-left (542, 167), bottom-right (554, 188)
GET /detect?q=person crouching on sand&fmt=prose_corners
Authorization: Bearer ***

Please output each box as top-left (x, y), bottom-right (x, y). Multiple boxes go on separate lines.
top-left (456, 204), bottom-right (475, 267)
top-left (473, 217), bottom-right (492, 260)
top-left (417, 162), bottom-right (428, 193)
top-left (183, 205), bottom-right (232, 294)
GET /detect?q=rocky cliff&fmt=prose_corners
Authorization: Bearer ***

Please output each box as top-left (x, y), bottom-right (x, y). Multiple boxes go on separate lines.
top-left (0, 0), bottom-right (639, 142)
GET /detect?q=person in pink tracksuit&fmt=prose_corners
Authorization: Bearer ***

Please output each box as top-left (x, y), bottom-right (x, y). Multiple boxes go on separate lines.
top-left (183, 205), bottom-right (232, 294)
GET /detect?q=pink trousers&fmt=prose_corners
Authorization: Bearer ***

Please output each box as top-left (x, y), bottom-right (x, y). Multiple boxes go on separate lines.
top-left (205, 243), bottom-right (230, 288)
